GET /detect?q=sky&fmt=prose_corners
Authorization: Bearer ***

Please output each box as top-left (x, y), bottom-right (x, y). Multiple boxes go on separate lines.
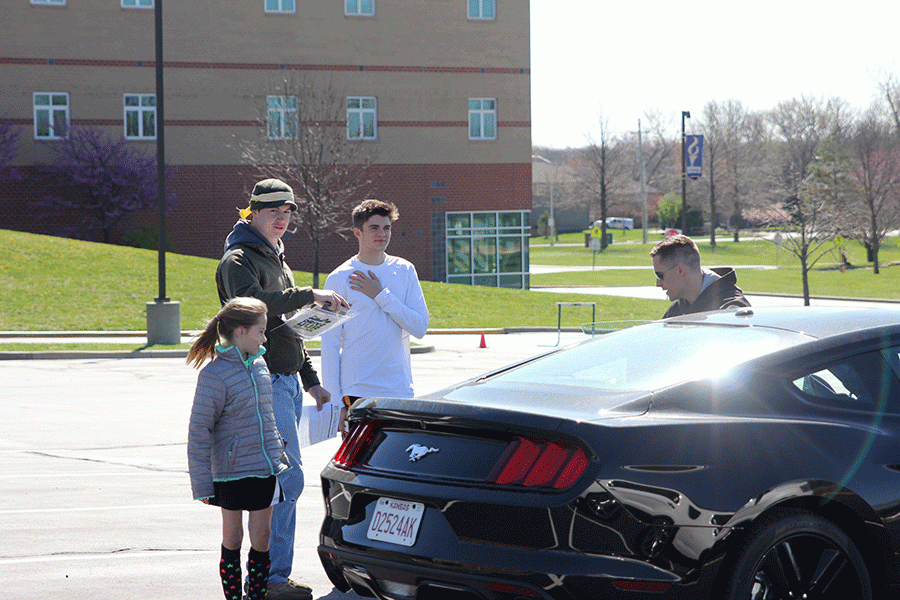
top-left (530, 0), bottom-right (900, 149)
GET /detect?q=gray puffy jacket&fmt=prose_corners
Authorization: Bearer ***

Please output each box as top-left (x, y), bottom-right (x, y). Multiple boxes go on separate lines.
top-left (187, 345), bottom-right (291, 501)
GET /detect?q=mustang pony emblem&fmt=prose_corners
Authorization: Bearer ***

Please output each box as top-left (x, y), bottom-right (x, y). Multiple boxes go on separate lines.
top-left (406, 444), bottom-right (440, 462)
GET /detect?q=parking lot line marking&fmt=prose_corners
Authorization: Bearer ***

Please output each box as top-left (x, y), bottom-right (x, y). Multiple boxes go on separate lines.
top-left (0, 471), bottom-right (182, 479)
top-left (0, 503), bottom-right (195, 514)
top-left (0, 549), bottom-right (217, 566)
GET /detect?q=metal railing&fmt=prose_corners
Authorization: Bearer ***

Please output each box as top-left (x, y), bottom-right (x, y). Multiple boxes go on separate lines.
top-left (580, 320), bottom-right (653, 336)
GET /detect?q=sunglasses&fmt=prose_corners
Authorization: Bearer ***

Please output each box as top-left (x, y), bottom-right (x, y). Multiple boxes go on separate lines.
top-left (655, 264), bottom-right (678, 281)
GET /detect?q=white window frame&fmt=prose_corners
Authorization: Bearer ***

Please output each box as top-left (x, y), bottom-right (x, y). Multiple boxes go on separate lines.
top-left (33, 92), bottom-right (69, 140)
top-left (347, 96), bottom-right (377, 141)
top-left (124, 94), bottom-right (157, 140)
top-left (31, 0), bottom-right (66, 5)
top-left (467, 0), bottom-right (495, 20)
top-left (468, 98), bottom-right (497, 140)
top-left (121, 0), bottom-right (154, 8)
top-left (267, 95), bottom-right (298, 140)
top-left (264, 0), bottom-right (296, 14)
top-left (345, 0), bottom-right (375, 16)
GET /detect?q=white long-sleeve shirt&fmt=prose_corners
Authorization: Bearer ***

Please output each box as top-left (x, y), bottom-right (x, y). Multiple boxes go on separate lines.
top-left (321, 255), bottom-right (429, 401)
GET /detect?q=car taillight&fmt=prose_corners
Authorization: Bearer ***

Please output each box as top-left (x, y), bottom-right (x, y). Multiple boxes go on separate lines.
top-left (333, 420), bottom-right (382, 468)
top-left (488, 437), bottom-right (589, 489)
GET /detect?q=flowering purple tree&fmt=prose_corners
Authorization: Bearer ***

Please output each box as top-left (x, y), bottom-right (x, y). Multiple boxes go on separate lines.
top-left (0, 117), bottom-right (22, 181)
top-left (34, 126), bottom-right (177, 243)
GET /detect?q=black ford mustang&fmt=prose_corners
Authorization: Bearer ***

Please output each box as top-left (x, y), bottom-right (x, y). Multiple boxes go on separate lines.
top-left (318, 307), bottom-right (900, 600)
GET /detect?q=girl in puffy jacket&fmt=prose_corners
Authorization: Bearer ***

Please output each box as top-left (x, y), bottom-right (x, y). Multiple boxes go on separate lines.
top-left (187, 297), bottom-right (291, 600)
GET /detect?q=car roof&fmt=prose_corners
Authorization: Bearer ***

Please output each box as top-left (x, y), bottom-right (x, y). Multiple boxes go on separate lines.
top-left (665, 306), bottom-right (900, 340)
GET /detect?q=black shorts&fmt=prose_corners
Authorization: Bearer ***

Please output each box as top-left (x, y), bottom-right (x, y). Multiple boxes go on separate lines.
top-left (210, 475), bottom-right (282, 511)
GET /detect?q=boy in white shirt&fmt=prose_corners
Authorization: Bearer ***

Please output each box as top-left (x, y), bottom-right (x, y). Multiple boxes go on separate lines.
top-left (321, 200), bottom-right (430, 433)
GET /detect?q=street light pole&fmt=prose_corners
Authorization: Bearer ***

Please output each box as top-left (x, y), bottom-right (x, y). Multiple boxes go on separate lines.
top-left (681, 110), bottom-right (690, 234)
top-left (155, 0), bottom-right (166, 303)
top-left (638, 119), bottom-right (648, 244)
top-left (531, 154), bottom-right (555, 246)
top-left (146, 0), bottom-right (180, 345)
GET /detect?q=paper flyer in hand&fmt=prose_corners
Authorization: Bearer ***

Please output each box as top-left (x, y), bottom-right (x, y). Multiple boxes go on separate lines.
top-left (299, 401), bottom-right (341, 448)
top-left (281, 305), bottom-right (354, 340)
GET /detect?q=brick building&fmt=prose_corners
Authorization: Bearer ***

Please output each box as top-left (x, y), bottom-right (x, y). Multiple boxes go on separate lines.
top-left (1, 0), bottom-right (532, 287)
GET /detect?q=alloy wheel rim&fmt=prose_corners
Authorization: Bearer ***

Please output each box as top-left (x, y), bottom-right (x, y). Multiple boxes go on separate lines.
top-left (749, 533), bottom-right (859, 599)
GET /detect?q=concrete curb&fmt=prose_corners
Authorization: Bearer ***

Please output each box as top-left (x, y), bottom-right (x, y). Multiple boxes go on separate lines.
top-left (0, 327), bottom-right (585, 360)
top-left (0, 330), bottom-right (440, 360)
top-left (0, 328), bottom-right (570, 338)
top-left (0, 350), bottom-right (190, 360)
top-left (0, 345), bottom-right (436, 361)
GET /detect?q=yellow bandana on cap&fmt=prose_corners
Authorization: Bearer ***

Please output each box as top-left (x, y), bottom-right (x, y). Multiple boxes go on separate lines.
top-left (240, 178), bottom-right (298, 216)
top-left (251, 190), bottom-right (295, 204)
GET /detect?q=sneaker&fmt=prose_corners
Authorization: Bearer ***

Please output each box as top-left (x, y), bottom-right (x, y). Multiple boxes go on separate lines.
top-left (265, 579), bottom-right (313, 600)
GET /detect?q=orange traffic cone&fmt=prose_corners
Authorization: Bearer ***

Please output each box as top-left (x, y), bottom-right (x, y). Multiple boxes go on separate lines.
top-left (479, 332), bottom-right (487, 348)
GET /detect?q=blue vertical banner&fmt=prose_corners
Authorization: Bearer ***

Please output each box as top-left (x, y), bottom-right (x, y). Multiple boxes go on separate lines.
top-left (685, 134), bottom-right (703, 180)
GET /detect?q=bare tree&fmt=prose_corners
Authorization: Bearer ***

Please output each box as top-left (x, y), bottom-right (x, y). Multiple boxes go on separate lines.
top-left (842, 110), bottom-right (900, 272)
top-left (875, 69), bottom-right (900, 142)
top-left (768, 173), bottom-right (843, 306)
top-left (764, 97), bottom-right (853, 304)
top-left (531, 147), bottom-right (584, 237)
top-left (237, 74), bottom-right (377, 286)
top-left (767, 96), bottom-right (853, 207)
top-left (578, 113), bottom-right (629, 249)
top-left (699, 102), bottom-right (724, 248)
top-left (703, 100), bottom-right (769, 242)
top-left (639, 110), bottom-right (680, 194)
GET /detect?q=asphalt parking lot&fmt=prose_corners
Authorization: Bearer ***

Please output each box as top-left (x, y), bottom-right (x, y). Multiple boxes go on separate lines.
top-left (4, 292), bottom-right (897, 599)
top-left (0, 331), bottom-right (584, 600)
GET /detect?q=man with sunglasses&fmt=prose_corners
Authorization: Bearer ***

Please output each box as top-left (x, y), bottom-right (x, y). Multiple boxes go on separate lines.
top-left (649, 234), bottom-right (749, 318)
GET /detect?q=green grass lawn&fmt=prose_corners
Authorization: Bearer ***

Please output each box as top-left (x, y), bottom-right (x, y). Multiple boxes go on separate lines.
top-left (530, 263), bottom-right (900, 299)
top-left (530, 231), bottom-right (900, 299)
top-left (0, 230), bottom-right (668, 335)
top-left (2, 228), bottom-right (897, 350)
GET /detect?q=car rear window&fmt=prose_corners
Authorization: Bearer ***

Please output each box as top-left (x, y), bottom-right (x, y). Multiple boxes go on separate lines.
top-left (493, 323), bottom-right (812, 391)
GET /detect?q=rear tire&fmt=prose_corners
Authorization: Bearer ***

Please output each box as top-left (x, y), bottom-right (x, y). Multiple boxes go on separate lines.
top-left (723, 508), bottom-right (872, 600)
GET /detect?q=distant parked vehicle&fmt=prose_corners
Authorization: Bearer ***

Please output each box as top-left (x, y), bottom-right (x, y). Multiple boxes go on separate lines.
top-left (595, 217), bottom-right (634, 230)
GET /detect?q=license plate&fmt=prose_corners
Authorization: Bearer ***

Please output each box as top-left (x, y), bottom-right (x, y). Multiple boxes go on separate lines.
top-left (366, 497), bottom-right (424, 547)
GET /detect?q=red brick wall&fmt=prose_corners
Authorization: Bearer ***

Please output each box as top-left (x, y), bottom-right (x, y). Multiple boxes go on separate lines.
top-left (1, 162), bottom-right (531, 282)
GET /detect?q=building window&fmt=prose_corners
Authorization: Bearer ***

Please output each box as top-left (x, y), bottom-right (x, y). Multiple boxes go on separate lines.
top-left (121, 0), bottom-right (153, 7)
top-left (31, 0), bottom-right (66, 5)
top-left (347, 97), bottom-right (377, 140)
top-left (446, 211), bottom-right (530, 289)
top-left (345, 0), bottom-right (374, 16)
top-left (468, 98), bottom-right (496, 140)
top-left (467, 0), bottom-right (495, 20)
top-left (124, 94), bottom-right (156, 139)
top-left (267, 96), bottom-right (298, 139)
top-left (265, 0), bottom-right (296, 13)
top-left (33, 92), bottom-right (69, 140)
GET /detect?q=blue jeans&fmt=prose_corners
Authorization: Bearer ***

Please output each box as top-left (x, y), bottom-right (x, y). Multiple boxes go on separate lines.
top-left (269, 372), bottom-right (305, 584)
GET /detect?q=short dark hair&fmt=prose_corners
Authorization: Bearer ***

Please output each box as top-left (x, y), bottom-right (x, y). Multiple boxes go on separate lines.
top-left (649, 234), bottom-right (701, 270)
top-left (352, 199), bottom-right (399, 229)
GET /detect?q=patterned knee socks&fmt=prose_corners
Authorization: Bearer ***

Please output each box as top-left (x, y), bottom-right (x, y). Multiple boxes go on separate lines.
top-left (219, 546), bottom-right (242, 600)
top-left (246, 547), bottom-right (271, 600)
